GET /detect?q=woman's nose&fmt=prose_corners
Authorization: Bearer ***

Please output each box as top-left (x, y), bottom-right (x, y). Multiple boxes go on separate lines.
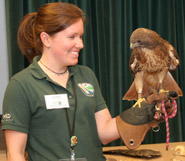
top-left (76, 38), bottom-right (84, 49)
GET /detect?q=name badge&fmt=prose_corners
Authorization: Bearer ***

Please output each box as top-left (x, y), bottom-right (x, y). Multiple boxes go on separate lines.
top-left (44, 94), bottom-right (70, 109)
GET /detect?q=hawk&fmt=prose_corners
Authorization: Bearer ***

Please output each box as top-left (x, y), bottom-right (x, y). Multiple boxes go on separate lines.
top-left (123, 28), bottom-right (182, 106)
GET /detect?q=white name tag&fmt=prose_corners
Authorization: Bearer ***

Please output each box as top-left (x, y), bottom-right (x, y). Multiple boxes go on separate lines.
top-left (44, 94), bottom-right (70, 110)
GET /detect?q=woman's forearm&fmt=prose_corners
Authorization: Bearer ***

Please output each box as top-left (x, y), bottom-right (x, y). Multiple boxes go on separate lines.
top-left (5, 130), bottom-right (28, 161)
top-left (7, 153), bottom-right (26, 161)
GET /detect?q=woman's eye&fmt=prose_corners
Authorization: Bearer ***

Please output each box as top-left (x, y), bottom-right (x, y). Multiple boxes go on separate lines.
top-left (69, 35), bottom-right (75, 39)
top-left (69, 34), bottom-right (83, 39)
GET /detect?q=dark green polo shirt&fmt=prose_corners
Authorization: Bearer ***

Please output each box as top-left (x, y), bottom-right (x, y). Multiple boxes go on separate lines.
top-left (2, 56), bottom-right (107, 161)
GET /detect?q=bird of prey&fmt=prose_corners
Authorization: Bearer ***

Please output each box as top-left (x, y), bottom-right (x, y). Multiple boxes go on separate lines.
top-left (123, 28), bottom-right (182, 107)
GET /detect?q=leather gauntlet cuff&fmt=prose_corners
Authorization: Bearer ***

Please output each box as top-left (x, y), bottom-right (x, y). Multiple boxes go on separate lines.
top-left (116, 115), bottom-right (152, 149)
top-left (116, 91), bottom-right (178, 150)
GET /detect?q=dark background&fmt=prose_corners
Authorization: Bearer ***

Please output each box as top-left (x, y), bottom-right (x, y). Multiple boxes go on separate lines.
top-left (3, 0), bottom-right (185, 146)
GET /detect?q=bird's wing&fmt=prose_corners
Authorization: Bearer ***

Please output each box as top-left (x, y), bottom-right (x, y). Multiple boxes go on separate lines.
top-left (162, 71), bottom-right (183, 96)
top-left (129, 52), bottom-right (136, 74)
top-left (163, 39), bottom-right (179, 59)
top-left (168, 44), bottom-right (179, 70)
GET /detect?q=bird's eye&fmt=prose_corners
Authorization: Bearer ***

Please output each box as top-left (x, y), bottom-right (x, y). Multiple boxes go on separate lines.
top-left (137, 40), bottom-right (141, 43)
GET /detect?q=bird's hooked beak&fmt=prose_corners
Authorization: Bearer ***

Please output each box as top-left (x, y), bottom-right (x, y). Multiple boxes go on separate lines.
top-left (130, 43), bottom-right (133, 49)
top-left (130, 42), bottom-right (139, 49)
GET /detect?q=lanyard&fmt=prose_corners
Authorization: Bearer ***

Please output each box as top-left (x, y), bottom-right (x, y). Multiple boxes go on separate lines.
top-left (50, 76), bottom-right (78, 160)
top-left (67, 76), bottom-right (78, 160)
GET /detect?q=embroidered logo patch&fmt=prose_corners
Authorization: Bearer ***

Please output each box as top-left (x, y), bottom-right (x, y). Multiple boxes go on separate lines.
top-left (78, 83), bottom-right (94, 97)
top-left (2, 113), bottom-right (13, 122)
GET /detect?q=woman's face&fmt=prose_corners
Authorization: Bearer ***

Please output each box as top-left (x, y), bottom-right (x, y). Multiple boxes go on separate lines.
top-left (48, 19), bottom-right (84, 66)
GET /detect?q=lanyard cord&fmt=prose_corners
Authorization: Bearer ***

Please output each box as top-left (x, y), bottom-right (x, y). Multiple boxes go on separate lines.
top-left (66, 76), bottom-right (77, 142)
top-left (49, 76), bottom-right (78, 147)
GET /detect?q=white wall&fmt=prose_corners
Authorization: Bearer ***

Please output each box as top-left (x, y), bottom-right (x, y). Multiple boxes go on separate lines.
top-left (0, 0), bottom-right (9, 115)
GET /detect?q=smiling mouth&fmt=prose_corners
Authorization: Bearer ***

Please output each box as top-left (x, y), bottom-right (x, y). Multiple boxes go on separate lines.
top-left (71, 51), bottom-right (79, 55)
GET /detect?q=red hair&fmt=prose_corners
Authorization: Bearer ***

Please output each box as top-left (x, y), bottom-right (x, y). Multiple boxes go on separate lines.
top-left (17, 2), bottom-right (85, 62)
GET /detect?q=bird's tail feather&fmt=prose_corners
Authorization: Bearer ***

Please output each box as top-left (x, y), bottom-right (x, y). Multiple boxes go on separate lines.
top-left (122, 71), bottom-right (183, 101)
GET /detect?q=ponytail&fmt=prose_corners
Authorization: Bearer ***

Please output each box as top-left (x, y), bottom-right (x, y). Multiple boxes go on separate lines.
top-left (17, 12), bottom-right (42, 62)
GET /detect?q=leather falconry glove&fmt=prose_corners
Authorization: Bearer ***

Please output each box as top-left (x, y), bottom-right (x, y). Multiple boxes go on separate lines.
top-left (116, 91), bottom-right (178, 150)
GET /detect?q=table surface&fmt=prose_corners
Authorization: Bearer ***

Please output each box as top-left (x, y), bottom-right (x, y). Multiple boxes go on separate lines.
top-left (103, 142), bottom-right (185, 161)
top-left (0, 142), bottom-right (185, 161)
top-left (0, 150), bottom-right (6, 161)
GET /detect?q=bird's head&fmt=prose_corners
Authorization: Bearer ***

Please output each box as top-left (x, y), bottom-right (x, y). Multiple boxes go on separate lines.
top-left (130, 28), bottom-right (161, 50)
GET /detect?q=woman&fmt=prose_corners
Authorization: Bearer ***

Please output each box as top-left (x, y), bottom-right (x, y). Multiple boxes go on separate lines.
top-left (2, 2), bottom-right (170, 161)
top-left (2, 2), bottom-right (119, 161)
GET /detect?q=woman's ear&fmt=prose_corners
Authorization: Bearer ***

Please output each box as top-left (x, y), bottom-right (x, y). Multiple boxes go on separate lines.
top-left (40, 32), bottom-right (51, 48)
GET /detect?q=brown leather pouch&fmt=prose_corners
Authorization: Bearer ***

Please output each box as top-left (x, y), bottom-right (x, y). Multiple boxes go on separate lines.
top-left (116, 116), bottom-right (157, 149)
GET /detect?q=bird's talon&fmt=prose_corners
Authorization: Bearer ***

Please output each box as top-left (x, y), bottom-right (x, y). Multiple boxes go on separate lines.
top-left (159, 89), bottom-right (169, 93)
top-left (133, 98), bottom-right (146, 108)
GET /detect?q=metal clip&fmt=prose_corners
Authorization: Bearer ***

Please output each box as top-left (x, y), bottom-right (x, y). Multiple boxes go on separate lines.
top-left (152, 125), bottom-right (160, 133)
top-left (70, 147), bottom-right (75, 160)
